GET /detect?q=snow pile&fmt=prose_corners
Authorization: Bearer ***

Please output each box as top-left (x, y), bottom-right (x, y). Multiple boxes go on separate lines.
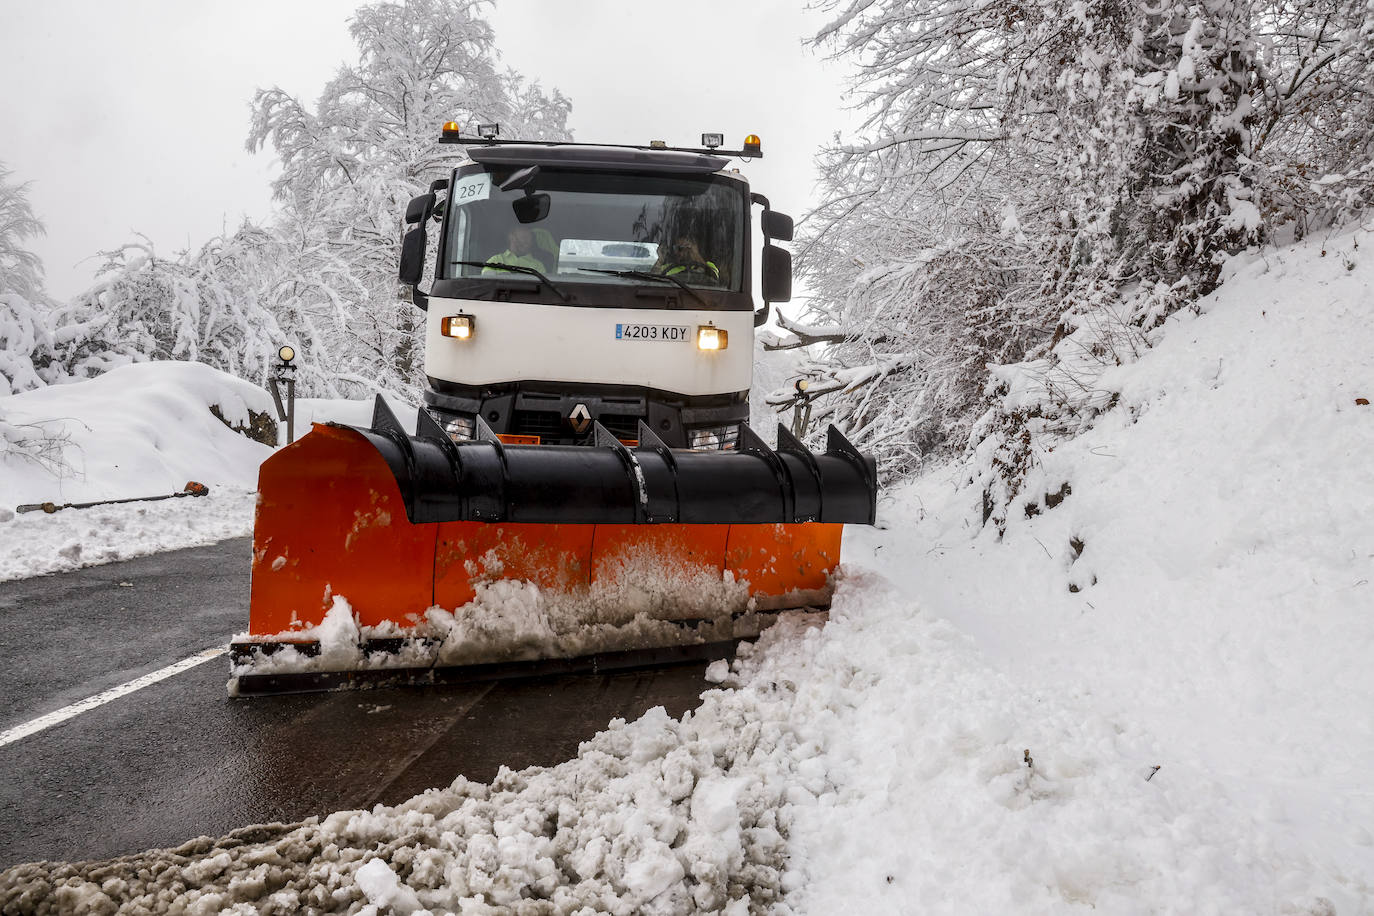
top-left (231, 559), bottom-right (766, 686)
top-left (779, 573), bottom-right (1349, 913)
top-left (0, 362), bottom-right (274, 580)
top-left (5, 616), bottom-right (821, 914)
top-left (289, 390), bottom-right (417, 436)
top-left (0, 363), bottom-right (411, 581)
top-left (0, 361), bottom-right (273, 507)
top-left (0, 488), bottom-right (260, 583)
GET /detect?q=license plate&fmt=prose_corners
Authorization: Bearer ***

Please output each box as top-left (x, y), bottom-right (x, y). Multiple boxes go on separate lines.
top-left (615, 323), bottom-right (689, 342)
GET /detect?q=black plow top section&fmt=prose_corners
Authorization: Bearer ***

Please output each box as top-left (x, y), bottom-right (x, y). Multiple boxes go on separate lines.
top-left (350, 396), bottom-right (878, 526)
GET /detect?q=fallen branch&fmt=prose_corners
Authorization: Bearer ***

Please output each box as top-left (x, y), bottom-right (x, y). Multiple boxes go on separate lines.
top-left (17, 481), bottom-right (210, 514)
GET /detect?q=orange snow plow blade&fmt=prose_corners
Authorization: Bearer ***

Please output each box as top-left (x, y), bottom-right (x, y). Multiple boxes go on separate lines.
top-left (229, 398), bottom-right (873, 695)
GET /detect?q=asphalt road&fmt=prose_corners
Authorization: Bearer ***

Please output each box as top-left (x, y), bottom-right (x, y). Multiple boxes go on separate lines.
top-left (0, 538), bottom-right (713, 867)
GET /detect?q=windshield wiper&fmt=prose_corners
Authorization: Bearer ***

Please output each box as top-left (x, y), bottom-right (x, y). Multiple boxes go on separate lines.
top-left (576, 268), bottom-right (708, 308)
top-left (452, 261), bottom-right (571, 302)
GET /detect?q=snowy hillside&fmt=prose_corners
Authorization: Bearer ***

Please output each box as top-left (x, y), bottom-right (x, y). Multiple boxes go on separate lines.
top-left (4, 229), bottom-right (1369, 913)
top-left (804, 224), bottom-right (1374, 910)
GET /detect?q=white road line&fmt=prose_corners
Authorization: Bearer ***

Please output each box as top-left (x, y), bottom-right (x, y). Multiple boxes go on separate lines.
top-left (0, 646), bottom-right (227, 749)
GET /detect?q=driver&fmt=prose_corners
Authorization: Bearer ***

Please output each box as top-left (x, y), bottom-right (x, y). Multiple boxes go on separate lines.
top-left (654, 236), bottom-right (719, 281)
top-left (483, 227), bottom-right (548, 273)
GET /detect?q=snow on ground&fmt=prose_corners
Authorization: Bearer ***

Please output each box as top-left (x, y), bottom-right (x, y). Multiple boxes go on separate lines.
top-left (3, 228), bottom-right (1372, 912)
top-left (824, 224), bottom-right (1374, 910)
top-left (0, 362), bottom-right (408, 581)
top-left (0, 487), bottom-right (260, 583)
top-left (0, 362), bottom-right (270, 580)
top-left (289, 390), bottom-right (417, 436)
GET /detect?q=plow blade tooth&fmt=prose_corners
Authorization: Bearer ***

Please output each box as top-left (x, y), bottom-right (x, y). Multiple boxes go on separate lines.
top-left (776, 423), bottom-right (824, 523)
top-left (635, 420), bottom-right (680, 523)
top-left (824, 424), bottom-right (878, 524)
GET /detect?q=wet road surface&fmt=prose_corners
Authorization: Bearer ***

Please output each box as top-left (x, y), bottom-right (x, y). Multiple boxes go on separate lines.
top-left (0, 538), bottom-right (713, 867)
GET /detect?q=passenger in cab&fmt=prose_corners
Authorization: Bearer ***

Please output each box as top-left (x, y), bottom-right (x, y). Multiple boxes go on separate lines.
top-left (654, 236), bottom-right (719, 281)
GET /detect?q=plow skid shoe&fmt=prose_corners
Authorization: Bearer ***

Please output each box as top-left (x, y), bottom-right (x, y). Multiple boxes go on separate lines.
top-left (231, 397), bottom-right (875, 695)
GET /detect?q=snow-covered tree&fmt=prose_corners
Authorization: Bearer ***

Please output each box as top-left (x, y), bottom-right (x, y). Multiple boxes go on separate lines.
top-left (0, 289), bottom-right (57, 396)
top-left (43, 1), bottom-right (571, 399)
top-left (0, 162), bottom-right (58, 395)
top-left (245, 0), bottom-right (571, 393)
top-left (786, 0), bottom-right (1267, 482)
top-left (1250, 0), bottom-right (1374, 229)
top-left (49, 232), bottom-right (288, 385)
top-left (0, 163), bottom-right (46, 303)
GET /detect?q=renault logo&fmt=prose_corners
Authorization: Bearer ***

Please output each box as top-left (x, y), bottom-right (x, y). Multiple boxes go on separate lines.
top-left (568, 403), bottom-right (592, 434)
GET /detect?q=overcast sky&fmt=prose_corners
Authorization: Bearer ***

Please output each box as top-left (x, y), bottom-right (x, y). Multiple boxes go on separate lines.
top-left (0, 0), bottom-right (855, 300)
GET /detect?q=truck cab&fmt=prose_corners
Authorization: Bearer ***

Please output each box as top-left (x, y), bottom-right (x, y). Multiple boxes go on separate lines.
top-left (399, 132), bottom-right (793, 449)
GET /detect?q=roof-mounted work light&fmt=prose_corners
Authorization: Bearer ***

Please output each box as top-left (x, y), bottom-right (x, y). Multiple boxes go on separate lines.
top-left (701, 132), bottom-right (724, 149)
top-left (476, 123), bottom-right (500, 140)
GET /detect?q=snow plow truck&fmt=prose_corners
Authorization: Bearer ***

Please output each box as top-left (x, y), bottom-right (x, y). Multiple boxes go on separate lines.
top-left (229, 128), bottom-right (878, 695)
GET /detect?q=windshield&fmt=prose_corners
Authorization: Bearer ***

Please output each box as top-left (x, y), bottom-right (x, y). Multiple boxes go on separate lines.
top-left (442, 168), bottom-right (746, 292)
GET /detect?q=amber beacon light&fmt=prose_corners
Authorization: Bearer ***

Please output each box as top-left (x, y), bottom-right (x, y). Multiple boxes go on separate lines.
top-left (743, 134), bottom-right (762, 156)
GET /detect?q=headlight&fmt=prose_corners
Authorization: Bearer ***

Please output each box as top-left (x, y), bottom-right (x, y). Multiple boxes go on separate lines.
top-left (688, 425), bottom-right (739, 451)
top-left (441, 314), bottom-right (475, 340)
top-left (444, 415), bottom-right (475, 441)
top-left (697, 325), bottom-right (728, 351)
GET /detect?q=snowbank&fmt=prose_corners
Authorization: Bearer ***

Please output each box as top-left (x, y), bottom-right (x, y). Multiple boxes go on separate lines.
top-left (288, 390), bottom-right (417, 438)
top-left (0, 363), bottom-right (412, 581)
top-left (0, 362), bottom-right (273, 580)
top-left (836, 224), bottom-right (1374, 909)
top-left (0, 361), bottom-right (273, 507)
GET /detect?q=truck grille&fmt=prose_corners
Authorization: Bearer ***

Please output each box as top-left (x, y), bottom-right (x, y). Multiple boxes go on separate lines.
top-left (598, 413), bottom-right (642, 442)
top-left (509, 409), bottom-right (643, 443)
top-left (511, 410), bottom-right (563, 439)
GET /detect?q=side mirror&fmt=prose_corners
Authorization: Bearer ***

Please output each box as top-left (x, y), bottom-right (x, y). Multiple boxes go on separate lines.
top-left (761, 244), bottom-right (792, 304)
top-left (399, 218), bottom-right (428, 312)
top-left (513, 192), bottom-right (551, 224)
top-left (405, 192), bottom-right (437, 226)
top-left (761, 210), bottom-right (794, 242)
top-left (400, 225), bottom-right (427, 284)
